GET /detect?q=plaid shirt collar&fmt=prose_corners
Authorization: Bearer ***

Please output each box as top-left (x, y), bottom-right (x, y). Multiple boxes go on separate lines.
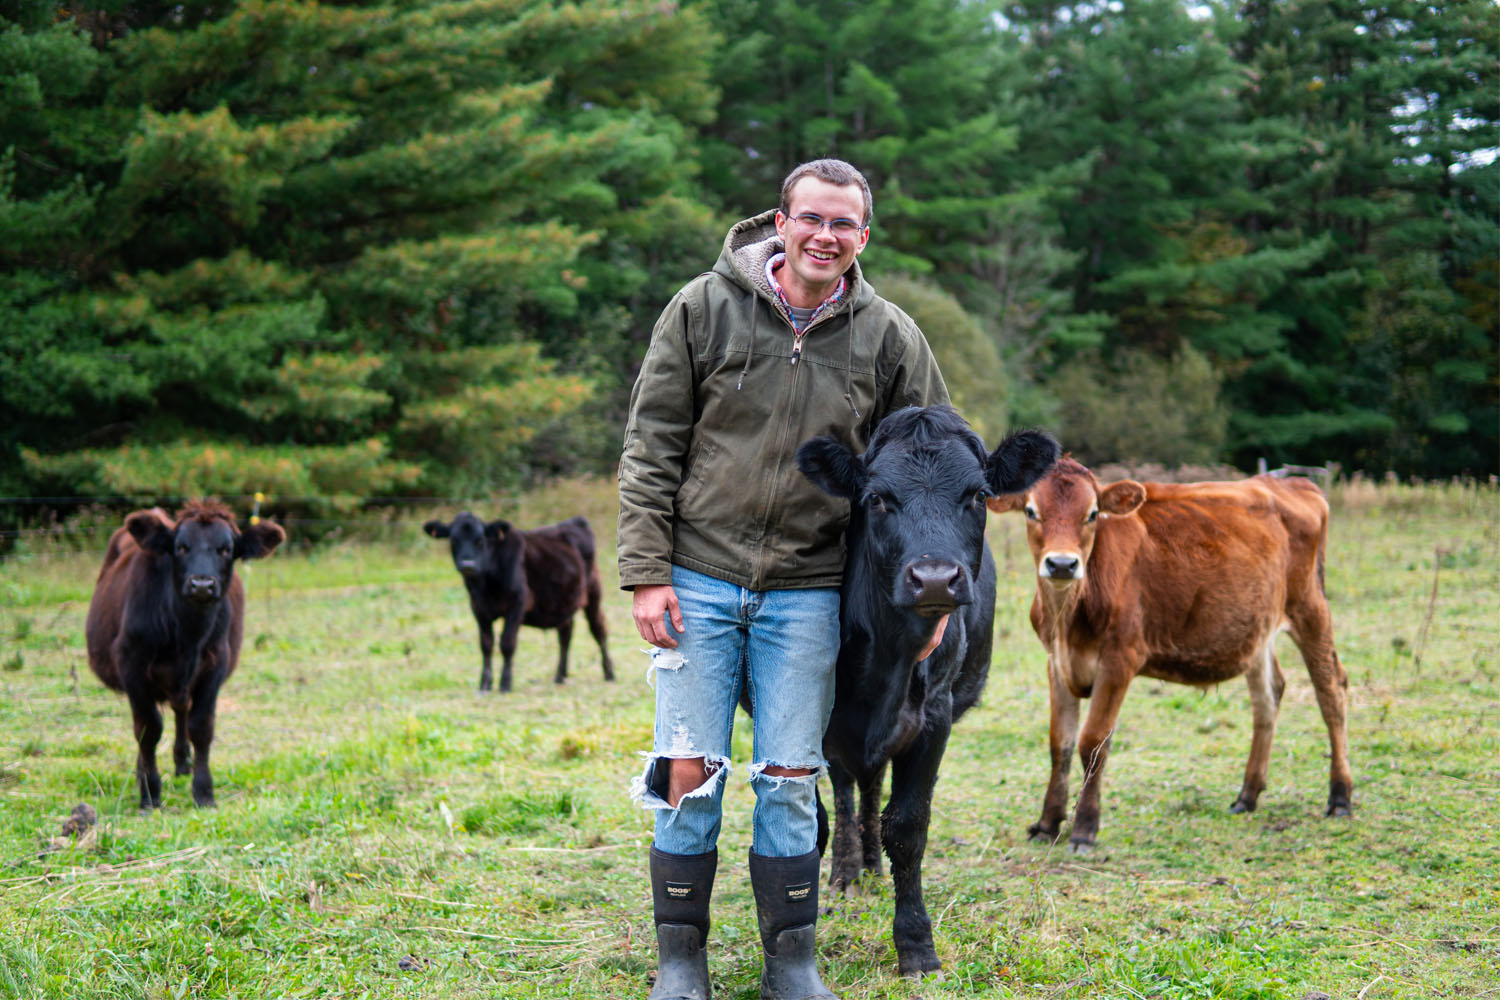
top-left (765, 253), bottom-right (847, 330)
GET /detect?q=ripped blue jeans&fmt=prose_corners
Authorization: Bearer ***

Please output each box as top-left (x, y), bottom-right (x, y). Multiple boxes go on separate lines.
top-left (633, 564), bottom-right (840, 858)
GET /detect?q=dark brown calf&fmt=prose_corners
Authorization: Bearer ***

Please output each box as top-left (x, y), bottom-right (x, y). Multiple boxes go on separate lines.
top-left (423, 513), bottom-right (614, 692)
top-left (86, 500), bottom-right (285, 809)
top-left (990, 459), bottom-right (1351, 851)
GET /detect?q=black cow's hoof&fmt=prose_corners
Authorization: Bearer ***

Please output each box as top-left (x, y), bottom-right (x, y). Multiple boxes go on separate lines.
top-left (1027, 823), bottom-right (1061, 843)
top-left (1067, 838), bottom-right (1095, 855)
top-left (175, 762), bottom-right (192, 777)
top-left (896, 950), bottom-right (941, 978)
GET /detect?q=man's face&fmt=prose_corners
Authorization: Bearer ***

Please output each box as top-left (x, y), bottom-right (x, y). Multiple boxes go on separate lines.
top-left (775, 176), bottom-right (869, 308)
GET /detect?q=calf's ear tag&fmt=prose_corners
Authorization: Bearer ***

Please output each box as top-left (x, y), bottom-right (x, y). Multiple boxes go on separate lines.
top-left (665, 881), bottom-right (695, 900)
top-left (785, 881), bottom-right (813, 903)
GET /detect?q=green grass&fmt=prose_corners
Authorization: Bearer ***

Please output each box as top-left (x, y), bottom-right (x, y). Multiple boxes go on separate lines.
top-left (1, 476), bottom-right (1496, 999)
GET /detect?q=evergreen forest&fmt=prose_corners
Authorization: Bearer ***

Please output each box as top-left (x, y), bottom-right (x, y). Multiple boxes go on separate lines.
top-left (3, 0), bottom-right (1496, 523)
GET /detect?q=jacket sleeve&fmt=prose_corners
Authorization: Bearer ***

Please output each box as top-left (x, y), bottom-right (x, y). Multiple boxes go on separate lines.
top-left (617, 290), bottom-right (697, 590)
top-left (876, 318), bottom-right (950, 423)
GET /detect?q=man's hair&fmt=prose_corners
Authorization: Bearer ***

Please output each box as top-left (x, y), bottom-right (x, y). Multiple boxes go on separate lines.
top-left (779, 159), bottom-right (873, 227)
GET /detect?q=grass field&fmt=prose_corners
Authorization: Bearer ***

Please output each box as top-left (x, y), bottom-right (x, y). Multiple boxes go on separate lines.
top-left (1, 476), bottom-right (1497, 999)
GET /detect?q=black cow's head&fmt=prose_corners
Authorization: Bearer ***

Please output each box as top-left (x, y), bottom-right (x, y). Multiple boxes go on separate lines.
top-left (798, 406), bottom-right (1059, 616)
top-left (127, 500), bottom-right (286, 604)
top-left (423, 512), bottom-right (509, 579)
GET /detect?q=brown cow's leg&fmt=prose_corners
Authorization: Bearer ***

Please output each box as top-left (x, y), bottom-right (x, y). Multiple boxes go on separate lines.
top-left (1069, 675), bottom-right (1131, 852)
top-left (1233, 642), bottom-right (1285, 813)
top-left (583, 573), bottom-right (615, 681)
top-left (173, 707), bottom-right (192, 776)
top-left (1288, 600), bottom-right (1353, 816)
top-left (1029, 656), bottom-right (1078, 843)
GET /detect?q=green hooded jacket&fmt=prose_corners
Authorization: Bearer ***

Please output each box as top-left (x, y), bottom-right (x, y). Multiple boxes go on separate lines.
top-left (617, 210), bottom-right (949, 591)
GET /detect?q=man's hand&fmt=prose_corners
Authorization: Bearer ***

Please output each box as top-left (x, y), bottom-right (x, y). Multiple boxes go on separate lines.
top-left (633, 584), bottom-right (685, 649)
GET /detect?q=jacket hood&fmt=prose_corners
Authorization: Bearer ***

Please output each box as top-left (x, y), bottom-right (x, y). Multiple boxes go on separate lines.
top-left (712, 209), bottom-right (876, 313)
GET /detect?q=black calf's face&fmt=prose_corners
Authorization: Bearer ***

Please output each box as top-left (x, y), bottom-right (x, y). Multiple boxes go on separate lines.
top-left (798, 407), bottom-right (1061, 615)
top-left (424, 513), bottom-right (506, 578)
top-left (128, 510), bottom-right (285, 604)
top-left (862, 439), bottom-right (991, 615)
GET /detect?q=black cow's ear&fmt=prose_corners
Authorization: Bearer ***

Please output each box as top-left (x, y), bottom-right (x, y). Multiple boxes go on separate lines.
top-left (423, 520), bottom-right (451, 539)
top-left (125, 510), bottom-right (174, 554)
top-left (986, 429), bottom-right (1061, 495)
top-left (236, 521), bottom-right (287, 560)
top-left (796, 436), bottom-right (864, 499)
top-left (485, 519), bottom-right (510, 540)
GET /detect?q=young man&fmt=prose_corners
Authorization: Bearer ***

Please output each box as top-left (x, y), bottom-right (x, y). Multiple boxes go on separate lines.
top-left (618, 158), bottom-right (948, 1000)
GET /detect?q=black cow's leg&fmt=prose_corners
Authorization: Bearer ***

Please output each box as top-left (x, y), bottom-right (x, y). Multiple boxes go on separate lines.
top-left (858, 763), bottom-right (886, 875)
top-left (882, 714), bottom-right (952, 976)
top-left (583, 583), bottom-right (615, 681)
top-left (476, 618), bottom-right (494, 692)
top-left (186, 665), bottom-right (226, 807)
top-left (827, 758), bottom-right (861, 891)
top-left (124, 682), bottom-right (164, 810)
top-left (498, 613), bottom-right (520, 693)
top-left (172, 706), bottom-right (192, 776)
top-left (554, 620), bottom-right (573, 684)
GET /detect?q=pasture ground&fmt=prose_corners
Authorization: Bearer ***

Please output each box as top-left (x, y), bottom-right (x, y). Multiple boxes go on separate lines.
top-left (1, 477), bottom-right (1496, 999)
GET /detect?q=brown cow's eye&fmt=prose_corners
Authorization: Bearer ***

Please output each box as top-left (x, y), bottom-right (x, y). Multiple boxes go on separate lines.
top-left (1024, 505), bottom-right (1040, 521)
top-left (1085, 510), bottom-right (1098, 524)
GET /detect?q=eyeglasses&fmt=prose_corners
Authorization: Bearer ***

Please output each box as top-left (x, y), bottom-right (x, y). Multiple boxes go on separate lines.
top-left (784, 212), bottom-right (865, 238)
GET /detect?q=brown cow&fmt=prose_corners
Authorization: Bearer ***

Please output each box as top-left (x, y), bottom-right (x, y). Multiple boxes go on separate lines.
top-left (86, 500), bottom-right (285, 809)
top-left (990, 458), bottom-right (1352, 851)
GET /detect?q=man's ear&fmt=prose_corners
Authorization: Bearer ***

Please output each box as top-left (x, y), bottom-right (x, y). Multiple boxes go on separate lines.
top-left (1100, 480), bottom-right (1146, 516)
top-left (423, 520), bottom-right (451, 539)
top-left (485, 519), bottom-right (511, 541)
top-left (796, 436), bottom-right (864, 499)
top-left (125, 510), bottom-right (174, 555)
top-left (236, 521), bottom-right (287, 560)
top-left (985, 428), bottom-right (1060, 496)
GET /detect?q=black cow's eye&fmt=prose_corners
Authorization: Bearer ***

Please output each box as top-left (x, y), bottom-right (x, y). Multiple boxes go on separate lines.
top-left (972, 490), bottom-right (988, 508)
top-left (869, 494), bottom-right (893, 513)
top-left (176, 543), bottom-right (188, 553)
top-left (219, 545), bottom-right (232, 556)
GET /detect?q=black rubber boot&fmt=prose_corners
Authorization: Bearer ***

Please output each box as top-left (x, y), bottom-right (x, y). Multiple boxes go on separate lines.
top-left (648, 846), bottom-right (716, 1000)
top-left (749, 850), bottom-right (837, 1000)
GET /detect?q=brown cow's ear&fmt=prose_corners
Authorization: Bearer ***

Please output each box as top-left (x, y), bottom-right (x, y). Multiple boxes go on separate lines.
top-left (1099, 480), bottom-right (1146, 516)
top-left (986, 494), bottom-right (1026, 514)
top-left (125, 510), bottom-right (174, 554)
top-left (423, 519), bottom-right (451, 539)
top-left (236, 521), bottom-right (286, 560)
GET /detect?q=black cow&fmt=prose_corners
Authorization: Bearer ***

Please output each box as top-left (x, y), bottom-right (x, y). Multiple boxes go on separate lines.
top-left (423, 513), bottom-right (615, 692)
top-left (85, 500), bottom-right (285, 809)
top-left (796, 406), bottom-right (1058, 976)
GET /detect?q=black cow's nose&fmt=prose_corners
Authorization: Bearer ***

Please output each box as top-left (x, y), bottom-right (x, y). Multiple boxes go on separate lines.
top-left (1044, 554), bottom-right (1080, 579)
top-left (905, 559), bottom-right (967, 611)
top-left (185, 576), bottom-right (219, 600)
top-left (458, 560), bottom-right (480, 577)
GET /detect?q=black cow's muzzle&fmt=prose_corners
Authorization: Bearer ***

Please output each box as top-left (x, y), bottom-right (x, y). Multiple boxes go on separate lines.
top-left (183, 575), bottom-right (221, 602)
top-left (902, 557), bottom-right (971, 616)
top-left (457, 560), bottom-right (480, 578)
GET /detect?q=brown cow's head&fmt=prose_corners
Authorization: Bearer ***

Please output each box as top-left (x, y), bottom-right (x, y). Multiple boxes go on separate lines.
top-left (988, 457), bottom-right (1144, 591)
top-left (423, 512), bottom-right (509, 578)
top-left (127, 499), bottom-right (286, 603)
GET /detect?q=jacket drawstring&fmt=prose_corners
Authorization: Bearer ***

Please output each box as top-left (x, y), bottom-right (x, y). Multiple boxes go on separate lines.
top-left (843, 306), bottom-right (861, 419)
top-left (737, 292), bottom-right (758, 390)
